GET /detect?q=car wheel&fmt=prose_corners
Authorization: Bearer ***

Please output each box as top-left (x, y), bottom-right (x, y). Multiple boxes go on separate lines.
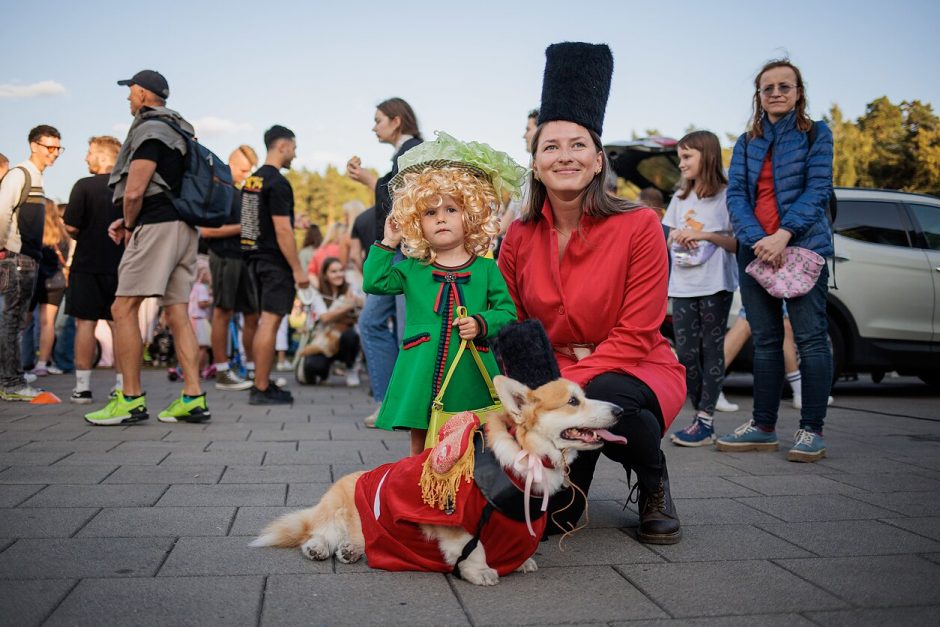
top-left (917, 372), bottom-right (940, 388)
top-left (827, 317), bottom-right (845, 385)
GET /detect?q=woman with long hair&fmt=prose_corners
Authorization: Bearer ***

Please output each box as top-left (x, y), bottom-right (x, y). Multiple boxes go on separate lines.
top-left (29, 198), bottom-right (70, 375)
top-left (297, 257), bottom-right (363, 387)
top-left (345, 97), bottom-right (423, 426)
top-left (498, 43), bottom-right (685, 544)
top-left (717, 59), bottom-right (834, 462)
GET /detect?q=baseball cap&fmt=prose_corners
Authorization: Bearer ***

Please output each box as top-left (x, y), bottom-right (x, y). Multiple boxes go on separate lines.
top-left (117, 70), bottom-right (170, 99)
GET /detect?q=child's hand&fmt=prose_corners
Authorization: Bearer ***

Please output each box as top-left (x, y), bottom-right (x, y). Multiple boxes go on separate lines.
top-left (382, 215), bottom-right (402, 248)
top-left (452, 316), bottom-right (479, 340)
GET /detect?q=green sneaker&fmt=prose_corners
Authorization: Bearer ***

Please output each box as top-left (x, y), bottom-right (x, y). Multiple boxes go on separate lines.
top-left (84, 391), bottom-right (149, 426)
top-left (158, 393), bottom-right (211, 423)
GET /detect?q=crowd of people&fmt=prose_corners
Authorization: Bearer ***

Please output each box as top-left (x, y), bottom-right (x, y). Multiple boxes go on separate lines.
top-left (0, 44), bottom-right (836, 544)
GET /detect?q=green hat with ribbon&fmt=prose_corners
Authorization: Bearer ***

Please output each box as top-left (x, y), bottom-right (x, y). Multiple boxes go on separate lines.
top-left (390, 131), bottom-right (527, 201)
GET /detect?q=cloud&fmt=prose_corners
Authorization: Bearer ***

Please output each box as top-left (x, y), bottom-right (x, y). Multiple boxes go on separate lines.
top-left (0, 80), bottom-right (67, 100)
top-left (191, 116), bottom-right (253, 138)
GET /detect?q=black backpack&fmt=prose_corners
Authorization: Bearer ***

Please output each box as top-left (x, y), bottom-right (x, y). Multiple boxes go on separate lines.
top-left (153, 118), bottom-right (234, 228)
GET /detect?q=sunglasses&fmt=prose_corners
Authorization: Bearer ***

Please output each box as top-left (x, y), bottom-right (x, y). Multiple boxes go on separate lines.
top-left (34, 143), bottom-right (65, 154)
top-left (759, 83), bottom-right (798, 98)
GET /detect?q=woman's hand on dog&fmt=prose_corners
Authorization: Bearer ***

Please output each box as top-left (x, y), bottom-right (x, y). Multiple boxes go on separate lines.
top-left (453, 316), bottom-right (479, 340)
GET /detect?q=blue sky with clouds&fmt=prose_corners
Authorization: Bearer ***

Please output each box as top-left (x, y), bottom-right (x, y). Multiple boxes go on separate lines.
top-left (2, 0), bottom-right (938, 201)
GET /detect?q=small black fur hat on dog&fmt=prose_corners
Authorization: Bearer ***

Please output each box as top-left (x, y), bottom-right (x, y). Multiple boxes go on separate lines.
top-left (493, 319), bottom-right (561, 390)
top-left (537, 42), bottom-right (614, 136)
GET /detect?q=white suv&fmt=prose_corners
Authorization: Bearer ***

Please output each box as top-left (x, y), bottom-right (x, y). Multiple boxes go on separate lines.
top-left (828, 188), bottom-right (940, 385)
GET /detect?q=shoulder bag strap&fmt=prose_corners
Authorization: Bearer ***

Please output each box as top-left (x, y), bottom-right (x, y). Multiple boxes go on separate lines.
top-left (431, 306), bottom-right (500, 410)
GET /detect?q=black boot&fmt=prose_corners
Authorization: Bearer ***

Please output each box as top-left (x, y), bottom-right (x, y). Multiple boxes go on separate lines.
top-left (633, 453), bottom-right (681, 545)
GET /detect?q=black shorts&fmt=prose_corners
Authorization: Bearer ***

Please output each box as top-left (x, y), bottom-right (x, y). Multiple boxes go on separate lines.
top-left (247, 256), bottom-right (295, 316)
top-left (66, 272), bottom-right (119, 321)
top-left (31, 279), bottom-right (65, 309)
top-left (209, 251), bottom-right (258, 313)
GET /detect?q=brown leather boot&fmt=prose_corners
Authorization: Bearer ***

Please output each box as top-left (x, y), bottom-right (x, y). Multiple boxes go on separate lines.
top-left (635, 461), bottom-right (681, 545)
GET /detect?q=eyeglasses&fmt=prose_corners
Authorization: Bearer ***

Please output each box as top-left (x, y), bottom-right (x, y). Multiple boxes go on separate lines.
top-left (34, 143), bottom-right (65, 154)
top-left (759, 83), bottom-right (798, 98)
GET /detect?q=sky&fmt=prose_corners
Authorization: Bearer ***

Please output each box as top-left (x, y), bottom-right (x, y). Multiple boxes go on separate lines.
top-left (2, 0), bottom-right (939, 201)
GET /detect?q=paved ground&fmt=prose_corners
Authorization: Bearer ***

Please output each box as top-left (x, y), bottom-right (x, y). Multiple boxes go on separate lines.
top-left (0, 368), bottom-right (938, 626)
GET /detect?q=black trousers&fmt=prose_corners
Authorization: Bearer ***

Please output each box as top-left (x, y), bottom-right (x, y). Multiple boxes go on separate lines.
top-left (547, 372), bottom-right (668, 533)
top-left (301, 328), bottom-right (360, 383)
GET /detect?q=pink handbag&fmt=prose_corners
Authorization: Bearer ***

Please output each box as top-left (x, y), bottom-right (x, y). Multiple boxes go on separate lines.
top-left (745, 246), bottom-right (825, 299)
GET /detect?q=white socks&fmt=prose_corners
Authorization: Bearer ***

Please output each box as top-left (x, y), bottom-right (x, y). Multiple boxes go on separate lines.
top-left (786, 370), bottom-right (802, 398)
top-left (75, 370), bottom-right (91, 392)
top-left (115, 373), bottom-right (124, 390)
top-left (214, 362), bottom-right (230, 372)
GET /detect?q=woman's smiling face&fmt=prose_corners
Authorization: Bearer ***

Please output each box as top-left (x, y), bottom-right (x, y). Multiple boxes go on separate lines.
top-left (532, 121), bottom-right (602, 194)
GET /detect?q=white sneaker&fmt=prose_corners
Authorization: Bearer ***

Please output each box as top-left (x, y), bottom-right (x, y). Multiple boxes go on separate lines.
top-left (47, 365), bottom-right (65, 375)
top-left (791, 395), bottom-right (834, 409)
top-left (275, 360), bottom-right (293, 372)
top-left (346, 369), bottom-right (360, 387)
top-left (363, 408), bottom-right (379, 428)
top-left (715, 392), bottom-right (740, 412)
top-left (1, 385), bottom-right (43, 401)
top-left (24, 373), bottom-right (37, 383)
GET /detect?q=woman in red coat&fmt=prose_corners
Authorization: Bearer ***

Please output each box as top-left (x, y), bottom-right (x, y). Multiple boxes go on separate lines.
top-left (498, 42), bottom-right (685, 544)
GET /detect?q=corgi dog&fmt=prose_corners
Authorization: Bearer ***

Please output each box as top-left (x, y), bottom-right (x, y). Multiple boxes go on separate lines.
top-left (250, 375), bottom-right (626, 586)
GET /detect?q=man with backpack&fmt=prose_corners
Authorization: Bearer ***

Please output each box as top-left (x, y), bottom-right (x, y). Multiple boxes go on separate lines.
top-left (84, 70), bottom-right (209, 425)
top-left (0, 125), bottom-right (62, 401)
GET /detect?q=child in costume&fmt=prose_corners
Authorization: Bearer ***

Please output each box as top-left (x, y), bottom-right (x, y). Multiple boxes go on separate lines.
top-left (362, 132), bottom-right (525, 455)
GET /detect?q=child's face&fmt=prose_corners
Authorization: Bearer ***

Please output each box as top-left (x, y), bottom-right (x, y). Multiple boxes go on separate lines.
top-left (420, 195), bottom-right (466, 253)
top-left (677, 146), bottom-right (702, 182)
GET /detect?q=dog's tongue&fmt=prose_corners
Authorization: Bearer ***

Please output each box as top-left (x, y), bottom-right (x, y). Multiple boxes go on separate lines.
top-left (595, 429), bottom-right (627, 445)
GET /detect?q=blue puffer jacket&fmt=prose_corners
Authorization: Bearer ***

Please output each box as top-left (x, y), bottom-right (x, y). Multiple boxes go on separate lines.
top-left (727, 110), bottom-right (834, 257)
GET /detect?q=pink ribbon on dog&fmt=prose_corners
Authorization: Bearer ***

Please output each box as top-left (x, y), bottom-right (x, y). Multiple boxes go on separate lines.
top-left (513, 450), bottom-right (549, 537)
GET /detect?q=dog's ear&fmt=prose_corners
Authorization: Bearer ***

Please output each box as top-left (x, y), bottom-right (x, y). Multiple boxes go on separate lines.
top-left (494, 375), bottom-right (530, 424)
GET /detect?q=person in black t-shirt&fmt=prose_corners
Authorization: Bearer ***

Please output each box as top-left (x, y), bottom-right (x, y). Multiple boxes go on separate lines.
top-left (199, 145), bottom-right (260, 391)
top-left (86, 70), bottom-right (209, 426)
top-left (349, 205), bottom-right (376, 273)
top-left (63, 136), bottom-right (125, 404)
top-left (241, 125), bottom-right (310, 405)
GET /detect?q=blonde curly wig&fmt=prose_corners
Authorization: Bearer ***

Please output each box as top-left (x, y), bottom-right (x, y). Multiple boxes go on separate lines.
top-left (391, 166), bottom-right (500, 263)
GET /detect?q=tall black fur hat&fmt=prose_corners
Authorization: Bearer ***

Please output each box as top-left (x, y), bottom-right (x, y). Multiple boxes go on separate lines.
top-left (493, 320), bottom-right (560, 390)
top-left (537, 42), bottom-right (614, 136)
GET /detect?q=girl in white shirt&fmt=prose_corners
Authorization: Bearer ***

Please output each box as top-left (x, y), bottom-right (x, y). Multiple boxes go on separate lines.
top-left (662, 131), bottom-right (738, 446)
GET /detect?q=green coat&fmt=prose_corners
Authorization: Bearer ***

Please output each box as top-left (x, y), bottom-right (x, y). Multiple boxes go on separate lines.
top-left (362, 244), bottom-right (517, 431)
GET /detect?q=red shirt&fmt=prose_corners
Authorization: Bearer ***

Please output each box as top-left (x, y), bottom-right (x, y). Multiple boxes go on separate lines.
top-left (754, 153), bottom-right (781, 234)
top-left (498, 201), bottom-right (685, 429)
top-left (354, 449), bottom-right (544, 576)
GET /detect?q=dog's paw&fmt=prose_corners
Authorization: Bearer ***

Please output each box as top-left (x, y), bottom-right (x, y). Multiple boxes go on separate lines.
top-left (300, 538), bottom-right (331, 561)
top-left (461, 565), bottom-right (499, 586)
top-left (516, 557), bottom-right (538, 573)
top-left (335, 541), bottom-right (363, 564)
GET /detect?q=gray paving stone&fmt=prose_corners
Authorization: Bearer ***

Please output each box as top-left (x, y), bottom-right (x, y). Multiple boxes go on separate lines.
top-left (0, 537), bottom-right (173, 579)
top-left (672, 498), bottom-right (783, 525)
top-left (158, 427), bottom-right (253, 442)
top-left (0, 438), bottom-right (30, 452)
top-left (0, 484), bottom-right (43, 507)
top-left (736, 493), bottom-right (898, 522)
top-left (205, 440), bottom-right (297, 454)
top-left (249, 426), bottom-right (331, 442)
top-left (103, 464), bottom-right (225, 484)
top-left (850, 490), bottom-right (940, 517)
top-left (670, 476), bottom-right (763, 498)
top-left (0, 451), bottom-right (70, 465)
top-left (759, 519), bottom-right (940, 556)
top-left (710, 451), bottom-right (829, 475)
top-left (228, 506), bottom-right (296, 536)
top-left (0, 508), bottom-right (97, 538)
top-left (284, 482), bottom-right (329, 506)
top-left (880, 517), bottom-right (940, 541)
top-left (72, 426), bottom-right (172, 440)
top-left (805, 606), bottom-right (940, 627)
top-left (109, 440), bottom-right (206, 452)
top-left (616, 560), bottom-right (846, 617)
top-left (777, 555), bottom-right (940, 607)
top-left (0, 578), bottom-right (76, 627)
top-left (645, 524), bottom-right (813, 561)
top-left (161, 450), bottom-right (265, 466)
top-left (823, 472), bottom-right (940, 492)
top-left (77, 506), bottom-right (235, 537)
top-left (11, 440), bottom-right (118, 453)
top-left (45, 575), bottom-right (263, 626)
top-left (459, 565), bottom-right (668, 624)
top-left (533, 527), bottom-right (663, 567)
top-left (814, 455), bottom-right (930, 474)
top-left (922, 553), bottom-right (940, 566)
top-left (220, 464), bottom-right (331, 484)
top-left (157, 483), bottom-right (285, 506)
top-left (617, 615), bottom-right (817, 627)
top-left (725, 474), bottom-right (864, 496)
top-left (20, 484), bottom-right (168, 508)
top-left (160, 536), bottom-right (331, 575)
top-left (52, 449), bottom-right (171, 465)
top-left (261, 572), bottom-right (468, 626)
top-left (0, 464), bottom-right (117, 484)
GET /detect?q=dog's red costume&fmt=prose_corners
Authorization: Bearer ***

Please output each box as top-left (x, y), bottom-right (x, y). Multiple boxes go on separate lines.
top-left (353, 414), bottom-right (545, 576)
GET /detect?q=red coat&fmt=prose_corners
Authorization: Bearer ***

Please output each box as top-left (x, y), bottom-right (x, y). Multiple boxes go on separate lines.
top-left (354, 449), bottom-right (544, 576)
top-left (498, 201), bottom-right (685, 429)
